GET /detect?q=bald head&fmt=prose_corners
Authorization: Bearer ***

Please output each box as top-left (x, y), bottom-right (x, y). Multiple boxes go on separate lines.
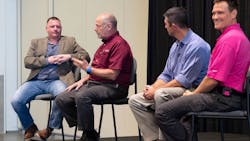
top-left (95, 13), bottom-right (118, 39)
top-left (97, 13), bottom-right (117, 29)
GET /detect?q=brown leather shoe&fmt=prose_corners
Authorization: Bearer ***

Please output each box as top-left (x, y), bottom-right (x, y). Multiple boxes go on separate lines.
top-left (38, 127), bottom-right (53, 139)
top-left (24, 123), bottom-right (38, 139)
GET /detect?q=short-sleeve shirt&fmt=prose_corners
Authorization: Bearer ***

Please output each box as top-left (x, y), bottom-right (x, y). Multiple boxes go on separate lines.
top-left (158, 29), bottom-right (211, 88)
top-left (89, 32), bottom-right (133, 88)
top-left (207, 24), bottom-right (250, 92)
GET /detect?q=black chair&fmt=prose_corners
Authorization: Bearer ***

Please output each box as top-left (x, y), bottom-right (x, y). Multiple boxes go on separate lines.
top-left (28, 94), bottom-right (65, 141)
top-left (28, 67), bottom-right (81, 141)
top-left (189, 69), bottom-right (250, 141)
top-left (73, 58), bottom-right (142, 141)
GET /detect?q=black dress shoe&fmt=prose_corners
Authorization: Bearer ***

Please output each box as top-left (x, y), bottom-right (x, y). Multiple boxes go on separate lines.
top-left (77, 132), bottom-right (86, 141)
top-left (85, 130), bottom-right (100, 141)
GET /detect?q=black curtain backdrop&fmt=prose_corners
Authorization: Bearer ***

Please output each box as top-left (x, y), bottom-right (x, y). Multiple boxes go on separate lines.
top-left (147, 0), bottom-right (250, 134)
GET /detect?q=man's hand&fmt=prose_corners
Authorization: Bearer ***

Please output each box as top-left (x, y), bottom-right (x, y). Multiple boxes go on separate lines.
top-left (71, 57), bottom-right (89, 70)
top-left (65, 80), bottom-right (84, 92)
top-left (183, 90), bottom-right (194, 96)
top-left (56, 54), bottom-right (71, 64)
top-left (143, 85), bottom-right (156, 100)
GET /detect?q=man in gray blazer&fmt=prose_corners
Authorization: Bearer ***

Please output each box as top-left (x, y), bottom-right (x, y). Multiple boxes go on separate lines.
top-left (11, 16), bottom-right (90, 140)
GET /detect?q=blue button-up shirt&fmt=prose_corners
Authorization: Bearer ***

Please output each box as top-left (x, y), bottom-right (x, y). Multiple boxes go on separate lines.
top-left (35, 42), bottom-right (59, 80)
top-left (158, 29), bottom-right (211, 88)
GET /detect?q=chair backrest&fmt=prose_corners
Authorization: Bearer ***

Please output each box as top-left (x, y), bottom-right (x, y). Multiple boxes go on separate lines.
top-left (129, 57), bottom-right (137, 85)
top-left (73, 67), bottom-right (81, 81)
top-left (246, 67), bottom-right (250, 127)
top-left (243, 66), bottom-right (250, 91)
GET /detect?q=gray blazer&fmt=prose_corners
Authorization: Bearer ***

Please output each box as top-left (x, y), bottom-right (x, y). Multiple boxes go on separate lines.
top-left (24, 36), bottom-right (90, 85)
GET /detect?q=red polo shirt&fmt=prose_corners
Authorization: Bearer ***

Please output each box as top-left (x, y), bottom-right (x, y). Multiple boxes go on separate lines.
top-left (89, 32), bottom-right (133, 88)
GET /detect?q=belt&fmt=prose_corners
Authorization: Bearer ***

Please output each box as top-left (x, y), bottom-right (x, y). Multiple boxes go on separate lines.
top-left (87, 80), bottom-right (128, 90)
top-left (214, 86), bottom-right (243, 96)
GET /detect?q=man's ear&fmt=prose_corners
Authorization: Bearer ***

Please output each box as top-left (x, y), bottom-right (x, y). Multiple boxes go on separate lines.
top-left (171, 23), bottom-right (178, 30)
top-left (231, 9), bottom-right (237, 20)
top-left (106, 23), bottom-right (112, 30)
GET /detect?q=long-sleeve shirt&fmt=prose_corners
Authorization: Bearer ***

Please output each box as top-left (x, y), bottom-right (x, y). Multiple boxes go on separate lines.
top-left (158, 29), bottom-right (211, 88)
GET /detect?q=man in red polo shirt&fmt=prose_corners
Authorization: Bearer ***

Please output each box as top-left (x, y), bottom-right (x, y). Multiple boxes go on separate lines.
top-left (55, 13), bottom-right (133, 141)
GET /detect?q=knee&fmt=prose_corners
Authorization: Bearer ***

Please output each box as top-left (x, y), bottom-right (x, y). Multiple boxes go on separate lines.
top-left (128, 94), bottom-right (136, 106)
top-left (11, 96), bottom-right (23, 110)
top-left (155, 105), bottom-right (165, 120)
top-left (55, 94), bottom-right (62, 106)
top-left (154, 89), bottom-right (170, 108)
top-left (75, 94), bottom-right (91, 105)
top-left (154, 89), bottom-right (163, 102)
top-left (10, 98), bottom-right (17, 109)
top-left (128, 94), bottom-right (141, 109)
top-left (155, 104), bottom-right (172, 123)
top-left (55, 92), bottom-right (68, 107)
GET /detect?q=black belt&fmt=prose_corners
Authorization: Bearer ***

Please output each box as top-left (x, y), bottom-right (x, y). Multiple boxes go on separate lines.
top-left (214, 86), bottom-right (243, 96)
top-left (87, 80), bottom-right (128, 90)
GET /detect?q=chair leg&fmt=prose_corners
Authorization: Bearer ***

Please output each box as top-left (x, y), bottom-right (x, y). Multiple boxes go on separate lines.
top-left (138, 128), bottom-right (142, 141)
top-left (191, 115), bottom-right (198, 141)
top-left (98, 104), bottom-right (104, 134)
top-left (111, 104), bottom-right (118, 141)
top-left (47, 99), bottom-right (52, 128)
top-left (219, 119), bottom-right (224, 141)
top-left (74, 125), bottom-right (77, 141)
top-left (61, 119), bottom-right (65, 141)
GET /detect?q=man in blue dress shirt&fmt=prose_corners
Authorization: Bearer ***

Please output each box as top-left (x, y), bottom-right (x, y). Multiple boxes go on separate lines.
top-left (129, 7), bottom-right (211, 141)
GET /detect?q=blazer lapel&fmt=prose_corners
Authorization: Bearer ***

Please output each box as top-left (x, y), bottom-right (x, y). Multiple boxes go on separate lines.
top-left (58, 36), bottom-right (65, 54)
top-left (40, 38), bottom-right (48, 56)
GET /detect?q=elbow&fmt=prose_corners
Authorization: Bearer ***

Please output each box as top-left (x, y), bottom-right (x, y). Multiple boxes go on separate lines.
top-left (110, 72), bottom-right (119, 81)
top-left (110, 75), bottom-right (118, 81)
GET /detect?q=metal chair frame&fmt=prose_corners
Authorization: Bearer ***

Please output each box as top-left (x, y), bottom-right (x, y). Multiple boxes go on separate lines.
top-left (28, 94), bottom-right (65, 141)
top-left (28, 67), bottom-right (81, 141)
top-left (73, 58), bottom-right (142, 141)
top-left (190, 75), bottom-right (250, 141)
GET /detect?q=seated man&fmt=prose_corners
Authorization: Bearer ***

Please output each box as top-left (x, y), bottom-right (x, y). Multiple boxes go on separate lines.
top-left (155, 0), bottom-right (250, 141)
top-left (11, 16), bottom-right (90, 140)
top-left (128, 7), bottom-right (211, 141)
top-left (55, 13), bottom-right (133, 141)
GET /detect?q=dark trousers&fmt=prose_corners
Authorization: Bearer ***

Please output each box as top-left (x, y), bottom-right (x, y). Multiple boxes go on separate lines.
top-left (155, 91), bottom-right (242, 141)
top-left (55, 81), bottom-right (128, 131)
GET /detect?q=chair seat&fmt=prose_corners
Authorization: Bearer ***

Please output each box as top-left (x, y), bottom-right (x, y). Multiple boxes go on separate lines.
top-left (189, 110), bottom-right (247, 119)
top-left (94, 98), bottom-right (129, 105)
top-left (34, 94), bottom-right (54, 100)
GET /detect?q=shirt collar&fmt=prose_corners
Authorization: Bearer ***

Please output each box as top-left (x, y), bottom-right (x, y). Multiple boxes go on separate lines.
top-left (47, 36), bottom-right (62, 45)
top-left (217, 23), bottom-right (241, 41)
top-left (102, 31), bottom-right (119, 43)
top-left (176, 29), bottom-right (193, 47)
top-left (221, 23), bottom-right (241, 35)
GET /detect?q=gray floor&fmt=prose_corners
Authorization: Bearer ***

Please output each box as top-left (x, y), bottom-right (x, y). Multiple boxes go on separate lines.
top-left (0, 131), bottom-right (250, 141)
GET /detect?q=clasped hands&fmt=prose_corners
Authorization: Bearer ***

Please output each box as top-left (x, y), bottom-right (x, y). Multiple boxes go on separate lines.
top-left (143, 85), bottom-right (155, 100)
top-left (48, 54), bottom-right (71, 64)
top-left (142, 85), bottom-right (195, 100)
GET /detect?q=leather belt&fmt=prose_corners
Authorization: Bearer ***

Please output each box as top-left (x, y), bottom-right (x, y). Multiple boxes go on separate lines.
top-left (214, 85), bottom-right (243, 96)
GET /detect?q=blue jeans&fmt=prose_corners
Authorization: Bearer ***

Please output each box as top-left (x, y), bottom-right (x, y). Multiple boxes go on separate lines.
top-left (11, 80), bottom-right (67, 130)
